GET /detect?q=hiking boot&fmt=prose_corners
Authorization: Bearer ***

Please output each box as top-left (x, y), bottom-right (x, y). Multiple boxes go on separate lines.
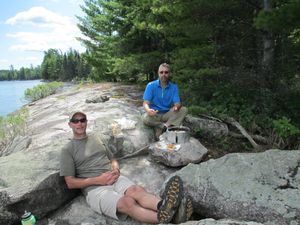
top-left (157, 175), bottom-right (183, 223)
top-left (173, 194), bottom-right (193, 224)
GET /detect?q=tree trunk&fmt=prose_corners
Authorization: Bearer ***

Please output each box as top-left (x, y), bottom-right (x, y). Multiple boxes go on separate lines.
top-left (262, 0), bottom-right (274, 71)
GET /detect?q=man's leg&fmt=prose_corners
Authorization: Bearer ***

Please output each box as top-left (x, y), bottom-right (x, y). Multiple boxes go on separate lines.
top-left (117, 195), bottom-right (159, 224)
top-left (113, 177), bottom-right (160, 223)
top-left (162, 106), bottom-right (188, 127)
top-left (142, 113), bottom-right (165, 140)
top-left (125, 185), bottom-right (161, 211)
top-left (142, 113), bottom-right (164, 128)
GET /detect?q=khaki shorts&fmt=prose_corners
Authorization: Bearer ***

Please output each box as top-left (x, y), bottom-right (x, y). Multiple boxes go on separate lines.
top-left (85, 175), bottom-right (135, 220)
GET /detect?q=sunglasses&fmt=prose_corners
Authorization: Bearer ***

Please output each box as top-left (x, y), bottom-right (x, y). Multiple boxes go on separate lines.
top-left (70, 118), bottom-right (87, 124)
top-left (159, 70), bottom-right (169, 74)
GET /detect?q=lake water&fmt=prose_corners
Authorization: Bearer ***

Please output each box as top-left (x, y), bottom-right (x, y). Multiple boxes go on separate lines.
top-left (0, 80), bottom-right (43, 117)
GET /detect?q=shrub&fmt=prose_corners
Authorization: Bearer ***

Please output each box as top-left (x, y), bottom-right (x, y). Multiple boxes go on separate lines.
top-left (0, 108), bottom-right (28, 153)
top-left (271, 117), bottom-right (300, 149)
top-left (24, 81), bottom-right (63, 101)
top-left (273, 117), bottom-right (300, 139)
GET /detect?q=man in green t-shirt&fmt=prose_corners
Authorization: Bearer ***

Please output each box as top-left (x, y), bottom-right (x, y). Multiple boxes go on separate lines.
top-left (60, 111), bottom-right (193, 224)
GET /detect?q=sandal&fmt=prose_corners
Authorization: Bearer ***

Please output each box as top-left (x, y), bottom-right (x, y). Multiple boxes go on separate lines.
top-left (158, 175), bottom-right (183, 223)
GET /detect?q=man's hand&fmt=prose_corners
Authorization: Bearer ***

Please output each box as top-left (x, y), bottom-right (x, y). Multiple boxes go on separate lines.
top-left (172, 104), bottom-right (181, 112)
top-left (99, 171), bottom-right (119, 185)
top-left (147, 109), bottom-right (158, 116)
top-left (143, 101), bottom-right (158, 116)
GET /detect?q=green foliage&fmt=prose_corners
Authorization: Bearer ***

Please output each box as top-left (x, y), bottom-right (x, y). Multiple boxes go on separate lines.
top-left (41, 48), bottom-right (91, 81)
top-left (24, 82), bottom-right (64, 101)
top-left (0, 108), bottom-right (29, 151)
top-left (187, 106), bottom-right (210, 116)
top-left (273, 117), bottom-right (300, 139)
top-left (76, 0), bottom-right (300, 148)
top-left (0, 65), bottom-right (41, 81)
top-left (255, 0), bottom-right (300, 33)
top-left (77, 0), bottom-right (170, 82)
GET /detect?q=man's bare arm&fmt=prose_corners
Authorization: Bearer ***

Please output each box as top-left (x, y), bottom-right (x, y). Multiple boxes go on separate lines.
top-left (143, 100), bottom-right (157, 116)
top-left (64, 172), bottom-right (118, 189)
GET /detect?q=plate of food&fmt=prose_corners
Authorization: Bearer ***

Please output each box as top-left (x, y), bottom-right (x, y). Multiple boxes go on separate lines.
top-left (155, 142), bottom-right (181, 151)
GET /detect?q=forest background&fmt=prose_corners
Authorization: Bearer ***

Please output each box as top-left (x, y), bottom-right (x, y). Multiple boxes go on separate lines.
top-left (1, 0), bottom-right (299, 150)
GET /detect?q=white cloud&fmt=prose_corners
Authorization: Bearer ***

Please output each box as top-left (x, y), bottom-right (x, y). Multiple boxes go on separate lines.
top-left (18, 56), bottom-right (40, 62)
top-left (5, 7), bottom-right (85, 53)
top-left (6, 7), bottom-right (71, 28)
top-left (0, 59), bottom-right (9, 63)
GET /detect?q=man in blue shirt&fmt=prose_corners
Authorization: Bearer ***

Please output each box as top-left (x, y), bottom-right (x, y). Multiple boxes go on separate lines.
top-left (143, 63), bottom-right (188, 140)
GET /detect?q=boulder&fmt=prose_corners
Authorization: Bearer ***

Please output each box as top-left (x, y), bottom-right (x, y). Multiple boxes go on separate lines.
top-left (45, 198), bottom-right (265, 225)
top-left (173, 149), bottom-right (300, 225)
top-left (149, 134), bottom-right (208, 167)
top-left (184, 115), bottom-right (228, 138)
top-left (176, 219), bottom-right (264, 225)
top-left (86, 94), bottom-right (110, 103)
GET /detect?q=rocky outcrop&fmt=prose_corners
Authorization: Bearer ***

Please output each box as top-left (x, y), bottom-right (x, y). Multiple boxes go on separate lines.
top-left (46, 194), bottom-right (264, 225)
top-left (1, 83), bottom-right (298, 225)
top-left (173, 149), bottom-right (300, 225)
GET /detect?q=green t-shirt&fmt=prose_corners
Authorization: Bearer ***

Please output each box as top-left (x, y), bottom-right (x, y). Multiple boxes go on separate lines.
top-left (60, 134), bottom-right (112, 192)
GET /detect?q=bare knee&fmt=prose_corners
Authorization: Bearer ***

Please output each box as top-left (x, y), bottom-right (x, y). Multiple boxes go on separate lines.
top-left (117, 196), bottom-right (136, 214)
top-left (125, 185), bottom-right (146, 197)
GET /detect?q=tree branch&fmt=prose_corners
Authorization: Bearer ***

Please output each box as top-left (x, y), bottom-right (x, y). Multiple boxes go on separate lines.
top-left (225, 117), bottom-right (260, 149)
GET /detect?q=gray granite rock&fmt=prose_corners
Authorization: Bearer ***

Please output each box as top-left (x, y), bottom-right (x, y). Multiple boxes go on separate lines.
top-left (1, 83), bottom-right (293, 225)
top-left (0, 83), bottom-right (157, 224)
top-left (173, 149), bottom-right (300, 225)
top-left (184, 115), bottom-right (228, 138)
top-left (149, 134), bottom-right (208, 167)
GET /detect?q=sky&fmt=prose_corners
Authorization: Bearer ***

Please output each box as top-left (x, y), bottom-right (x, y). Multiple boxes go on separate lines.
top-left (0, 0), bottom-right (86, 70)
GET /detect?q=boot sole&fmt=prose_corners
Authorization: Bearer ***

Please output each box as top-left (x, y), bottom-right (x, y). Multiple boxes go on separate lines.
top-left (173, 194), bottom-right (193, 224)
top-left (158, 175), bottom-right (183, 223)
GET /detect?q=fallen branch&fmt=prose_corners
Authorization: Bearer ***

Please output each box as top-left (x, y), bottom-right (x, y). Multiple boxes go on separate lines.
top-left (228, 131), bottom-right (269, 145)
top-left (225, 117), bottom-right (260, 149)
top-left (117, 145), bottom-right (149, 160)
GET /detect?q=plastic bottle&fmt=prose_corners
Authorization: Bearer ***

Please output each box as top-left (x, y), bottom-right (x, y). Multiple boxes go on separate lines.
top-left (21, 211), bottom-right (36, 225)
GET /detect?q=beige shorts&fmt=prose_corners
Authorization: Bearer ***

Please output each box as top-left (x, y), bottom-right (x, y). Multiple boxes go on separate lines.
top-left (85, 175), bottom-right (135, 220)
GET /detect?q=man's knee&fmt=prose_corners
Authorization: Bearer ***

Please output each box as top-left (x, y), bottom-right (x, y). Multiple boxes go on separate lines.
top-left (142, 113), bottom-right (150, 125)
top-left (125, 185), bottom-right (145, 197)
top-left (180, 106), bottom-right (188, 116)
top-left (142, 113), bottom-right (156, 127)
top-left (117, 196), bottom-right (136, 213)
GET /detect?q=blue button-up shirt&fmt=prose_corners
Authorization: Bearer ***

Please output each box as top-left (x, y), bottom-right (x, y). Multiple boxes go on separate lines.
top-left (143, 79), bottom-right (181, 113)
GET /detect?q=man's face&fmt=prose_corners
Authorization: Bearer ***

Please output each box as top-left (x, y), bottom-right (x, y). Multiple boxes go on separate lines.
top-left (158, 66), bottom-right (170, 83)
top-left (69, 113), bottom-right (87, 137)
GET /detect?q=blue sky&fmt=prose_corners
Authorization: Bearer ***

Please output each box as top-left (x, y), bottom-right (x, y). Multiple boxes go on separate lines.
top-left (0, 0), bottom-right (86, 70)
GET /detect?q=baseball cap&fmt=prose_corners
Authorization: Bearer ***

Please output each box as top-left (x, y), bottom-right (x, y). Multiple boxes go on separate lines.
top-left (69, 111), bottom-right (87, 122)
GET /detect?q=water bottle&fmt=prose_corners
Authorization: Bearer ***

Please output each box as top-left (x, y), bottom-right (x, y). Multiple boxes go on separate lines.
top-left (21, 211), bottom-right (36, 225)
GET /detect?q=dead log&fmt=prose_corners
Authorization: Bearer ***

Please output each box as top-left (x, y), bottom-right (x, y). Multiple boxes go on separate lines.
top-left (118, 145), bottom-right (149, 160)
top-left (229, 131), bottom-right (269, 145)
top-left (225, 117), bottom-right (260, 149)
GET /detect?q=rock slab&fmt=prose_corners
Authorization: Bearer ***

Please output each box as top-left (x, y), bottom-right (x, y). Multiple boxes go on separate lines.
top-left (175, 149), bottom-right (300, 225)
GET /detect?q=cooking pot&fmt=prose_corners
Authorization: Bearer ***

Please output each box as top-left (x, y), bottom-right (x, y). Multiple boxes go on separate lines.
top-left (165, 126), bottom-right (190, 144)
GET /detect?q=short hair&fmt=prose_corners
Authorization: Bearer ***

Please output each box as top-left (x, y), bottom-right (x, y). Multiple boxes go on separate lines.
top-left (158, 63), bottom-right (170, 71)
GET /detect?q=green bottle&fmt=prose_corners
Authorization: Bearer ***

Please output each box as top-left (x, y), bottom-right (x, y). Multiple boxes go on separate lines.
top-left (21, 211), bottom-right (36, 225)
